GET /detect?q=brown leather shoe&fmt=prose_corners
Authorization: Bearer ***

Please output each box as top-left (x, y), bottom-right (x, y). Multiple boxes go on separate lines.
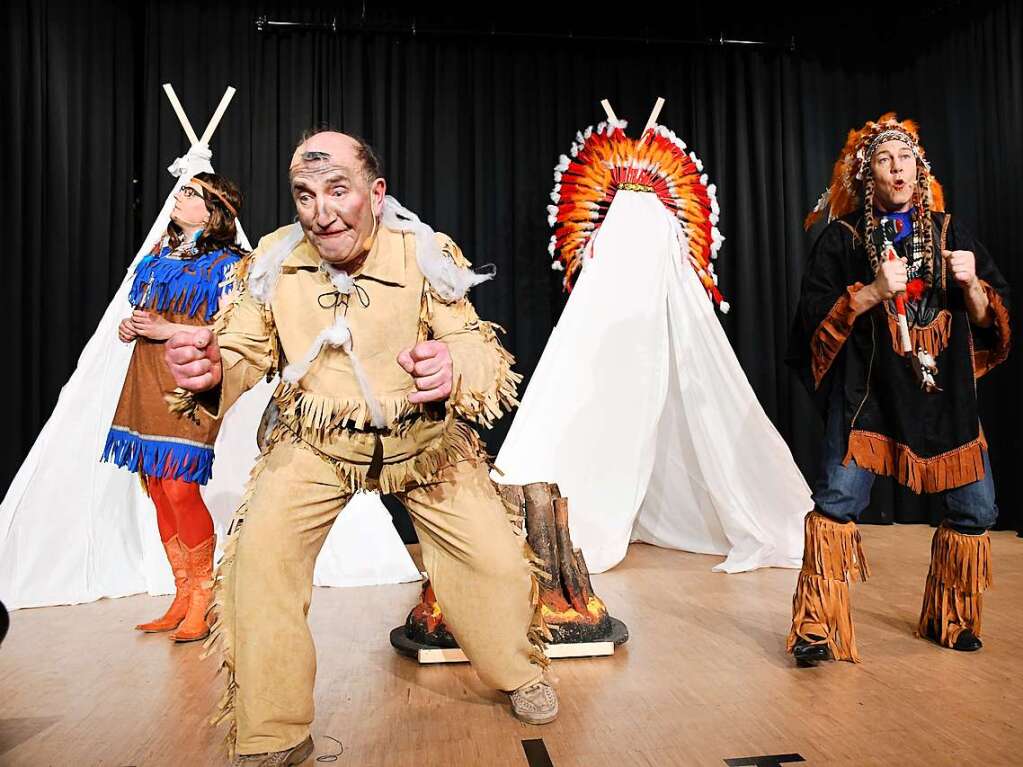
top-left (171, 535), bottom-right (215, 643)
top-left (136, 535), bottom-right (190, 632)
top-left (230, 735), bottom-right (314, 766)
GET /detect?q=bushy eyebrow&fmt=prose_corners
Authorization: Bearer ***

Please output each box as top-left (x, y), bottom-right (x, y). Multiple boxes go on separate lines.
top-left (291, 175), bottom-right (352, 205)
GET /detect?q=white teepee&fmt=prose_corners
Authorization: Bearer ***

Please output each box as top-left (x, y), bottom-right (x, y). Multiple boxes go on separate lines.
top-left (494, 101), bottom-right (812, 574)
top-left (0, 86), bottom-right (419, 610)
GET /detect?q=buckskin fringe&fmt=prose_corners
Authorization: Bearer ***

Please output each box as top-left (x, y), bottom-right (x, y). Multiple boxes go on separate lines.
top-left (498, 486), bottom-right (553, 669)
top-left (165, 386), bottom-right (226, 427)
top-left (973, 282), bottom-right (1011, 379)
top-left (886, 309), bottom-right (951, 359)
top-left (210, 260), bottom-right (259, 336)
top-left (449, 322), bottom-right (523, 429)
top-left (275, 386), bottom-right (422, 435)
top-left (164, 264), bottom-right (276, 426)
top-left (811, 283), bottom-right (865, 388)
top-left (916, 525), bottom-right (992, 647)
top-left (212, 256), bottom-right (279, 375)
top-left (166, 387), bottom-right (202, 425)
top-left (526, 553), bottom-right (554, 670)
top-left (418, 282), bottom-right (434, 343)
top-left (418, 281), bottom-right (522, 429)
top-left (298, 417), bottom-right (490, 495)
top-left (844, 430), bottom-right (986, 494)
top-left (787, 511), bottom-right (869, 663)
top-left (200, 449), bottom-right (272, 758)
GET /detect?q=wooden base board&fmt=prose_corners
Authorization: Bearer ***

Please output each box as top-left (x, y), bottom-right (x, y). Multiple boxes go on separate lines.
top-left (418, 641), bottom-right (615, 664)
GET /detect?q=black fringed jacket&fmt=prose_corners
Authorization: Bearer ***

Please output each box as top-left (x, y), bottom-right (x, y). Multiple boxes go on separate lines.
top-left (788, 211), bottom-right (1011, 493)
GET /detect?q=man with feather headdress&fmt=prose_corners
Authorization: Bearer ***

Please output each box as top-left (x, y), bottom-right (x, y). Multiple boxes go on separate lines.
top-left (787, 113), bottom-right (1010, 665)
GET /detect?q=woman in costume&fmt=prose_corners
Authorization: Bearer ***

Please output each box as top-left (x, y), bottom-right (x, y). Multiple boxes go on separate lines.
top-left (102, 172), bottom-right (244, 642)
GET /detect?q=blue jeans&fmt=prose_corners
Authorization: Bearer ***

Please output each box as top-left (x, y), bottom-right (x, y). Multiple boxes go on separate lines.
top-left (812, 384), bottom-right (998, 532)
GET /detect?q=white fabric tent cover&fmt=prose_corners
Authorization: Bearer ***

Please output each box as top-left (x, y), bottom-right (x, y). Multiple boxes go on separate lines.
top-left (495, 191), bottom-right (812, 573)
top-left (0, 106), bottom-right (419, 610)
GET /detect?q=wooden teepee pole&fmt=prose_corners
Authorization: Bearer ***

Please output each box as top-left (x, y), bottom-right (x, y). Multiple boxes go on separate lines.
top-left (637, 96), bottom-right (665, 145)
top-left (600, 99), bottom-right (618, 122)
top-left (198, 87), bottom-right (237, 146)
top-left (162, 83), bottom-right (200, 145)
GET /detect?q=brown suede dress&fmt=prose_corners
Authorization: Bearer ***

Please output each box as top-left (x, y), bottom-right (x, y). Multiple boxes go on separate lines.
top-left (102, 242), bottom-right (241, 484)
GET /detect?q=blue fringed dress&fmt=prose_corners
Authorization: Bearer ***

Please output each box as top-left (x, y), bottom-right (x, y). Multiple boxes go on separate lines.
top-left (101, 242), bottom-right (242, 484)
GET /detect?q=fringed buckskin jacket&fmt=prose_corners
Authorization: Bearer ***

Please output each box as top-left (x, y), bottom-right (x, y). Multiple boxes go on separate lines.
top-left (174, 224), bottom-right (520, 494)
top-left (788, 211), bottom-right (1010, 493)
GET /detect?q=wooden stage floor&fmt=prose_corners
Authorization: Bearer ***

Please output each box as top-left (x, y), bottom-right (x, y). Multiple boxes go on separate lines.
top-left (2, 524), bottom-right (1021, 766)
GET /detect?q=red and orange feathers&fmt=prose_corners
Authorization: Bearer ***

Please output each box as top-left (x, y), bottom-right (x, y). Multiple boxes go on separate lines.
top-left (804, 112), bottom-right (945, 231)
top-left (547, 119), bottom-right (727, 311)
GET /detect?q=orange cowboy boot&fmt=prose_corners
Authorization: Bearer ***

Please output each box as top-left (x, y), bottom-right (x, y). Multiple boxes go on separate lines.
top-left (170, 534), bottom-right (216, 643)
top-left (136, 535), bottom-right (191, 632)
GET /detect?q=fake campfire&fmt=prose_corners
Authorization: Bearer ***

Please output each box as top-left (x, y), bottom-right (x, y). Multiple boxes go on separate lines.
top-left (390, 482), bottom-right (629, 663)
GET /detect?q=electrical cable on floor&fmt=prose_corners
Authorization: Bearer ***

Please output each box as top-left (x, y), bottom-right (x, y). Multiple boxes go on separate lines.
top-left (316, 735), bottom-right (344, 762)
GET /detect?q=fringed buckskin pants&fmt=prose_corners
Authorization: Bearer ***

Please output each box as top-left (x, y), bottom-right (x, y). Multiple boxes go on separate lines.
top-left (211, 440), bottom-right (543, 756)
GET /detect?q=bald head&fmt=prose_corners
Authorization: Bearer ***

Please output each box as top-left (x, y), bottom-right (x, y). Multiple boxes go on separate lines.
top-left (289, 131), bottom-right (382, 185)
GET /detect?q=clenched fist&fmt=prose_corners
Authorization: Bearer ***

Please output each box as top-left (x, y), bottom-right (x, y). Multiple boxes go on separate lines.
top-left (943, 249), bottom-right (978, 288)
top-left (165, 328), bottom-right (222, 392)
top-left (873, 257), bottom-right (908, 300)
top-left (397, 340), bottom-right (453, 404)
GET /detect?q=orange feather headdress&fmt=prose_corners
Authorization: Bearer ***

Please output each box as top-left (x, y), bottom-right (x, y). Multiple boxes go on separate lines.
top-left (804, 112), bottom-right (945, 230)
top-left (548, 119), bottom-right (727, 311)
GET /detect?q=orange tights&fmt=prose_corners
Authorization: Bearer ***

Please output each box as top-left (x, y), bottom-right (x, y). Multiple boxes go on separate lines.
top-left (146, 475), bottom-right (214, 548)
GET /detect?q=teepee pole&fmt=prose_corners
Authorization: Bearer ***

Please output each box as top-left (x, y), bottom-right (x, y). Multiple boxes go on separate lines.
top-left (162, 83), bottom-right (201, 146)
top-left (198, 87), bottom-right (237, 146)
top-left (640, 97), bottom-right (665, 138)
top-left (600, 99), bottom-right (618, 122)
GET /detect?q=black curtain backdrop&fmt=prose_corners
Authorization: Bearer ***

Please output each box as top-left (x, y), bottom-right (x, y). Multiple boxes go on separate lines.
top-left (5, 1), bottom-right (1021, 535)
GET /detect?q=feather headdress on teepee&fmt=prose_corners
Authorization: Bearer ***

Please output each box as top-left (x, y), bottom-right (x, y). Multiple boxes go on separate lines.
top-left (804, 111), bottom-right (945, 231)
top-left (547, 99), bottom-right (727, 311)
